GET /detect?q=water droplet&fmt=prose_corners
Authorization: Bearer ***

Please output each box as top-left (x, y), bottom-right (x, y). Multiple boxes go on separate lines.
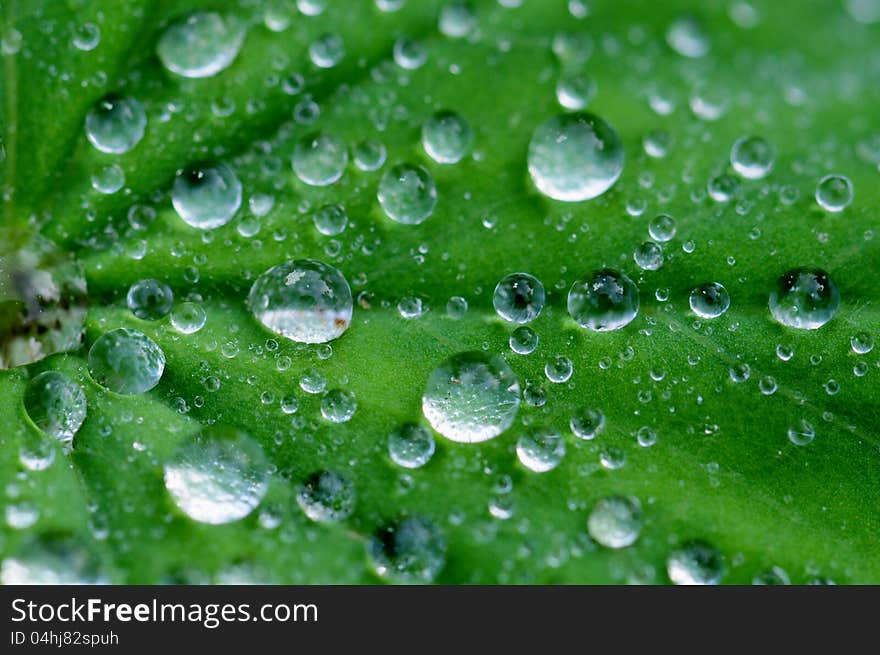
top-left (787, 419), bottom-right (815, 446)
top-left (759, 375), bottom-right (777, 395)
top-left (729, 362), bottom-right (751, 383)
top-left (170, 302), bottom-right (207, 334)
top-left (636, 426), bottom-right (657, 447)
top-left (551, 31), bottom-right (593, 65)
top-left (389, 423), bottom-right (436, 469)
top-left (769, 268), bottom-right (840, 329)
top-left (309, 33), bottom-right (344, 68)
top-left (377, 163), bottom-right (437, 224)
top-left (587, 495), bottom-right (642, 548)
top-left (446, 296), bottom-right (468, 318)
top-left (570, 408), bottom-right (605, 440)
top-left (528, 113), bottom-right (624, 202)
top-left (648, 213), bottom-right (676, 242)
top-left (815, 174), bottom-right (853, 212)
top-left (163, 426), bottom-right (269, 524)
top-left (313, 203), bottom-right (348, 236)
top-left (422, 351), bottom-right (521, 443)
top-left (127, 279), bottom-right (173, 320)
top-left (753, 566), bottom-right (790, 585)
top-left (73, 22), bottom-right (101, 51)
top-left (439, 1), bottom-right (476, 38)
top-left (599, 445), bottom-right (626, 470)
top-left (689, 282), bottom-right (730, 318)
top-left (555, 72), bottom-right (596, 110)
top-left (353, 140), bottom-right (387, 171)
top-left (567, 269), bottom-right (640, 331)
top-left (422, 111), bottom-right (472, 164)
top-left (320, 388), bottom-right (357, 423)
top-left (633, 241), bottom-right (664, 270)
top-left (397, 296), bottom-right (424, 319)
top-left (493, 272), bottom-right (545, 323)
top-left (1, 27), bottom-right (23, 55)
top-left (296, 470), bottom-right (355, 522)
top-left (300, 368), bottom-right (327, 394)
top-left (84, 94), bottom-right (146, 154)
top-left (172, 162), bottom-right (242, 229)
top-left (368, 516), bottom-right (446, 583)
top-left (776, 343), bottom-right (794, 361)
top-left (393, 36), bottom-right (427, 69)
top-left (707, 173), bottom-right (739, 202)
top-left (1, 537), bottom-right (108, 584)
top-left (666, 15), bottom-right (709, 58)
top-left (91, 164), bottom-right (125, 194)
top-left (157, 12), bottom-right (244, 78)
top-left (643, 129), bottom-right (672, 158)
top-left (88, 328), bottom-right (165, 394)
top-left (23, 371), bottom-right (87, 445)
top-left (544, 355), bottom-right (573, 383)
top-left (516, 429), bottom-right (565, 472)
top-left (851, 332), bottom-right (874, 354)
top-left (292, 132), bottom-right (348, 186)
top-left (509, 326), bottom-right (539, 355)
top-left (730, 136), bottom-right (774, 179)
top-left (248, 260), bottom-right (352, 344)
top-left (667, 541), bottom-right (723, 585)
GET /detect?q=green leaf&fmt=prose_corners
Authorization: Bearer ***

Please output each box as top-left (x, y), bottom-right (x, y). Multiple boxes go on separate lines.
top-left (1, 0), bottom-right (879, 584)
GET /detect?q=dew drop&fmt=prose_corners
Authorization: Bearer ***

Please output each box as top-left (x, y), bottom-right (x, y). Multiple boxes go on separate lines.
top-left (393, 37), bottom-right (427, 69)
top-left (84, 94), bottom-right (146, 154)
top-left (248, 260), bottom-right (352, 344)
top-left (368, 516), bottom-right (446, 583)
top-left (163, 426), bottom-right (269, 524)
top-left (648, 213), bottom-right (676, 242)
top-left (769, 268), bottom-right (840, 329)
top-left (851, 332), bottom-right (874, 354)
top-left (88, 328), bottom-right (165, 394)
top-left (170, 302), bottom-right (207, 334)
top-left (528, 113), bottom-right (624, 202)
top-left (352, 140), bottom-right (387, 171)
top-left (815, 174), bottom-right (853, 212)
top-left (292, 132), bottom-right (348, 186)
top-left (587, 495), bottom-right (642, 548)
top-left (309, 33), bottom-right (345, 68)
top-left (667, 540), bottom-right (723, 585)
top-left (439, 1), bottom-right (476, 38)
top-left (509, 326), bottom-right (539, 355)
top-left (787, 419), bottom-right (815, 446)
top-left (633, 241), bottom-right (664, 270)
top-left (516, 429), bottom-right (565, 473)
top-left (493, 272), bottom-right (545, 323)
top-left (296, 470), bottom-right (355, 522)
top-left (689, 282), bottom-right (730, 318)
top-left (570, 408), bottom-right (605, 440)
top-left (172, 162), bottom-right (242, 229)
top-left (666, 15), bottom-right (709, 58)
top-left (23, 371), bottom-right (87, 445)
top-left (320, 388), bottom-right (357, 423)
top-left (422, 111), bottom-right (473, 164)
top-left (313, 203), bottom-right (348, 236)
top-left (377, 163), bottom-right (437, 224)
top-left (544, 355), bottom-right (573, 383)
top-left (555, 72), bottom-right (596, 110)
top-left (127, 279), bottom-right (173, 320)
top-left (157, 12), bottom-right (244, 79)
top-left (422, 351), bottom-right (520, 443)
top-left (567, 269), bottom-right (640, 331)
top-left (730, 136), bottom-right (774, 179)
top-left (389, 423), bottom-right (436, 469)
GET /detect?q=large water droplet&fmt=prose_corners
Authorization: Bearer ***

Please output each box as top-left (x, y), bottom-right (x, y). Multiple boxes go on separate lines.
top-left (567, 269), bottom-right (640, 331)
top-left (730, 136), bottom-right (774, 179)
top-left (163, 426), bottom-right (269, 524)
top-left (422, 111), bottom-right (473, 164)
top-left (157, 12), bottom-right (244, 78)
top-left (88, 328), bottom-right (165, 394)
top-left (84, 94), bottom-right (146, 154)
top-left (667, 540), bottom-right (723, 585)
top-left (516, 429), bottom-right (565, 472)
top-left (377, 163), bottom-right (437, 224)
top-left (587, 495), bottom-right (642, 548)
top-left (422, 351), bottom-right (520, 443)
top-left (172, 162), bottom-right (242, 229)
top-left (296, 470), bottom-right (355, 522)
top-left (769, 267), bottom-right (840, 329)
top-left (528, 112), bottom-right (623, 201)
top-left (389, 423), bottom-right (436, 469)
top-left (23, 371), bottom-right (87, 445)
top-left (248, 260), bottom-right (352, 343)
top-left (815, 174), bottom-right (853, 212)
top-left (368, 516), bottom-right (446, 583)
top-left (689, 282), bottom-right (730, 318)
top-left (127, 278), bottom-right (173, 320)
top-left (292, 132), bottom-right (348, 186)
top-left (493, 272), bottom-right (545, 324)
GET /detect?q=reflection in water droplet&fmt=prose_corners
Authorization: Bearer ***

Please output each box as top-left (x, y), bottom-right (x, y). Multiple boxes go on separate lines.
top-left (84, 94), bottom-right (146, 154)
top-left (422, 351), bottom-right (520, 443)
top-left (667, 540), bottom-right (723, 585)
top-left (164, 427), bottom-right (269, 525)
top-left (568, 269), bottom-right (640, 331)
top-left (587, 495), bottom-right (642, 548)
top-left (377, 164), bottom-right (437, 224)
top-left (157, 12), bottom-right (244, 78)
top-left (769, 268), bottom-right (839, 329)
top-left (23, 371), bottom-right (87, 445)
top-left (172, 162), bottom-right (242, 229)
top-left (296, 470), bottom-right (355, 522)
top-left (88, 328), bottom-right (165, 394)
top-left (368, 516), bottom-right (446, 583)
